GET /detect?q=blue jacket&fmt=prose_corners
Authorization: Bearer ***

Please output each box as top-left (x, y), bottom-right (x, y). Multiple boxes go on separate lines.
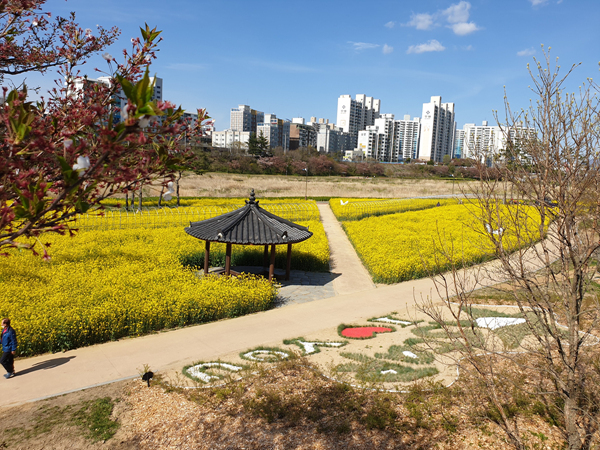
top-left (1, 327), bottom-right (17, 353)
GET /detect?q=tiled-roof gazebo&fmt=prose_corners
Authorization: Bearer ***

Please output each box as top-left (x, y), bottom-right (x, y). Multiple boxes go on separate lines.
top-left (184, 190), bottom-right (313, 281)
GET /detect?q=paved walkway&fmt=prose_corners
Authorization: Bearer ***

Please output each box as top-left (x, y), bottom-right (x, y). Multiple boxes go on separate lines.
top-left (317, 203), bottom-right (376, 296)
top-left (230, 266), bottom-right (337, 306)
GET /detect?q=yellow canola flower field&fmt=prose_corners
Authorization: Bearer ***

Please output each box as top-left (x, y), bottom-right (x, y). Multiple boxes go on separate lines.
top-left (343, 203), bottom-right (544, 284)
top-left (329, 198), bottom-right (458, 221)
top-left (0, 214), bottom-right (328, 356)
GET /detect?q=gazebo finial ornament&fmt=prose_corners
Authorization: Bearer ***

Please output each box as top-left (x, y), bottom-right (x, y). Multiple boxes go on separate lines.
top-left (246, 189), bottom-right (257, 205)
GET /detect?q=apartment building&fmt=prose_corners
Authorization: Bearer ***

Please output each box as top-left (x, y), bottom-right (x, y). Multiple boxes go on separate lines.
top-left (316, 127), bottom-right (351, 153)
top-left (289, 123), bottom-right (317, 150)
top-left (356, 126), bottom-right (380, 160)
top-left (211, 130), bottom-right (251, 149)
top-left (394, 115), bottom-right (421, 161)
top-left (73, 75), bottom-right (163, 125)
top-left (230, 104), bottom-right (264, 134)
top-left (462, 121), bottom-right (503, 160)
top-left (354, 114), bottom-right (421, 162)
top-left (257, 113), bottom-right (290, 151)
top-left (453, 128), bottom-right (465, 158)
top-left (418, 96), bottom-right (455, 162)
top-left (336, 94), bottom-right (381, 148)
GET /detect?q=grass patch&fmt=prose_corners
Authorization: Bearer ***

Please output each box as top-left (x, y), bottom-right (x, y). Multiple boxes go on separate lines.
top-left (73, 397), bottom-right (119, 442)
top-left (337, 352), bottom-right (439, 382)
top-left (3, 397), bottom-right (119, 445)
top-left (374, 345), bottom-right (435, 365)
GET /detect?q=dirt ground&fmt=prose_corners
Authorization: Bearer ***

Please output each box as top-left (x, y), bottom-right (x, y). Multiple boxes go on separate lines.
top-left (0, 362), bottom-right (566, 450)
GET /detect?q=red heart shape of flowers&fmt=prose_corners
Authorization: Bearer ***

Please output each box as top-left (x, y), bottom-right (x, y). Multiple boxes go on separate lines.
top-left (341, 326), bottom-right (393, 339)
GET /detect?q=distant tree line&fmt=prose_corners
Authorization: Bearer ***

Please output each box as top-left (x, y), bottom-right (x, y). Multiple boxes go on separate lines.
top-left (186, 145), bottom-right (499, 180)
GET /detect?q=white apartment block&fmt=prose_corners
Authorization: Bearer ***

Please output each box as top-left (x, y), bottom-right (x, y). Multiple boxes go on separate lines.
top-left (354, 114), bottom-right (421, 162)
top-left (336, 94), bottom-right (380, 148)
top-left (356, 126), bottom-right (380, 160)
top-left (212, 130), bottom-right (251, 149)
top-left (418, 96), bottom-right (455, 162)
top-left (230, 105), bottom-right (264, 134)
top-left (462, 121), bottom-right (503, 160)
top-left (394, 115), bottom-right (421, 161)
top-left (461, 121), bottom-right (537, 163)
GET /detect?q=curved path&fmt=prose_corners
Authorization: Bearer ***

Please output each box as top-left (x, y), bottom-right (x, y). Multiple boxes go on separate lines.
top-left (0, 203), bottom-right (544, 407)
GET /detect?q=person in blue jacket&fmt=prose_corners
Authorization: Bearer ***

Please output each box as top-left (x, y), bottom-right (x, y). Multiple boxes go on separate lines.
top-left (1, 318), bottom-right (17, 379)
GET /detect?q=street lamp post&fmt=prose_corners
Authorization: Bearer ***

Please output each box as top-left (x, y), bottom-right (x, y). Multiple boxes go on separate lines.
top-left (303, 167), bottom-right (308, 200)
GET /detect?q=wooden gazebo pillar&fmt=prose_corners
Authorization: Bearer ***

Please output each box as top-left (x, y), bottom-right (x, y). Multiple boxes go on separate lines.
top-left (203, 240), bottom-right (210, 274)
top-left (225, 243), bottom-right (232, 275)
top-left (263, 245), bottom-right (269, 271)
top-left (286, 243), bottom-right (292, 281)
top-left (268, 244), bottom-right (276, 281)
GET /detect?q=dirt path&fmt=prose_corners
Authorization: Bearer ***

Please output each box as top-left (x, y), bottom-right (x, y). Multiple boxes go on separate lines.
top-left (317, 202), bottom-right (375, 295)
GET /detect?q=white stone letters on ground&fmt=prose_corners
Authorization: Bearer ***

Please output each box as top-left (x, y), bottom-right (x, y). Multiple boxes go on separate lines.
top-left (297, 340), bottom-right (345, 355)
top-left (242, 349), bottom-right (290, 361)
top-left (372, 317), bottom-right (412, 326)
top-left (476, 317), bottom-right (526, 330)
top-left (186, 362), bottom-right (244, 383)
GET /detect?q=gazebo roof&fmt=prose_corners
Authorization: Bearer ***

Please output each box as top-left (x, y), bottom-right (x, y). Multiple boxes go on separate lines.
top-left (184, 190), bottom-right (313, 245)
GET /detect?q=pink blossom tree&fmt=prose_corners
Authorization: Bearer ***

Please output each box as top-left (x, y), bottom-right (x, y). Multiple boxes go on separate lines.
top-left (0, 1), bottom-right (209, 257)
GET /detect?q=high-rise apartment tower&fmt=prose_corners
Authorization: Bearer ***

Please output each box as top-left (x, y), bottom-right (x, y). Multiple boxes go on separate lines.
top-left (418, 96), bottom-right (455, 162)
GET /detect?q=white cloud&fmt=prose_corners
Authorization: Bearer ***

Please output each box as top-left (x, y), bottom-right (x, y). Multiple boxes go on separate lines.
top-left (384, 21), bottom-right (395, 28)
top-left (443, 1), bottom-right (471, 23)
top-left (382, 44), bottom-right (394, 54)
top-left (517, 47), bottom-right (536, 56)
top-left (406, 13), bottom-right (435, 30)
top-left (530, 0), bottom-right (549, 5)
top-left (450, 22), bottom-right (480, 35)
top-left (407, 40), bottom-right (446, 54)
top-left (405, 2), bottom-right (480, 36)
top-left (349, 41), bottom-right (380, 51)
top-left (463, 44), bottom-right (474, 51)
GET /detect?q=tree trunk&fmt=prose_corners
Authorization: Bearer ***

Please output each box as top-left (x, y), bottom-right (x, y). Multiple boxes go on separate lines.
top-left (158, 185), bottom-right (164, 207)
top-left (176, 171), bottom-right (182, 207)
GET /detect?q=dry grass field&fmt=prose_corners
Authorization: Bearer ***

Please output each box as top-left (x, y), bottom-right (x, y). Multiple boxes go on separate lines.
top-left (173, 172), bottom-right (472, 199)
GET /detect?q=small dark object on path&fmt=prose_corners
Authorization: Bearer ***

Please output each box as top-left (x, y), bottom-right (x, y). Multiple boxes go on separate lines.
top-left (142, 371), bottom-right (154, 387)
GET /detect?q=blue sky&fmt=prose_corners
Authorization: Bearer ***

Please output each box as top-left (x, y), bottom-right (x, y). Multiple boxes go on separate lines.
top-left (13, 0), bottom-right (600, 130)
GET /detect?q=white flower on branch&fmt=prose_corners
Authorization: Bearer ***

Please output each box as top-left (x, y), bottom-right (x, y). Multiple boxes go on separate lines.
top-left (138, 115), bottom-right (152, 129)
top-left (72, 155), bottom-right (91, 172)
